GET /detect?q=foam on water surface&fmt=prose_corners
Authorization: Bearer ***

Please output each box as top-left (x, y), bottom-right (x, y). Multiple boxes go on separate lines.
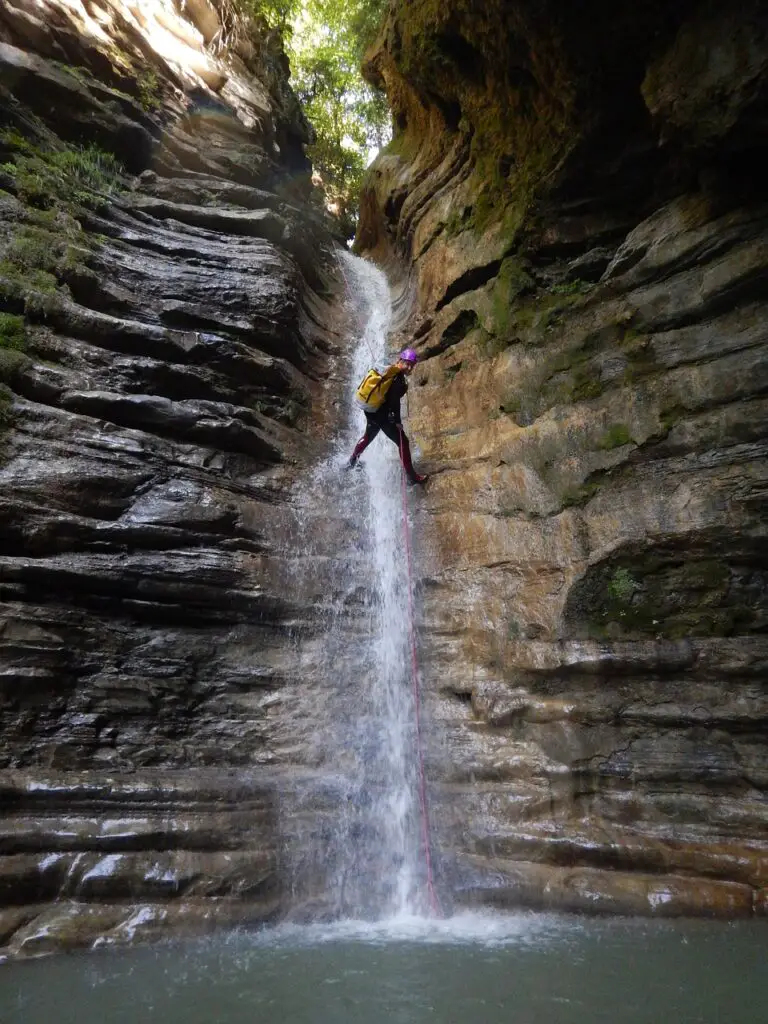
top-left (236, 909), bottom-right (569, 950)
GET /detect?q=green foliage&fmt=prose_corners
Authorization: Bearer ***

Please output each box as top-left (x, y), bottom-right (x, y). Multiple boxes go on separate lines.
top-left (241, 0), bottom-right (300, 32)
top-left (0, 221), bottom-right (84, 298)
top-left (0, 130), bottom-right (122, 210)
top-left (607, 568), bottom-right (639, 603)
top-left (137, 70), bottom-right (162, 111)
top-left (0, 134), bottom-right (102, 307)
top-left (4, 225), bottom-right (73, 276)
top-left (229, 2), bottom-right (389, 227)
top-left (0, 348), bottom-right (30, 387)
top-left (237, 1), bottom-right (388, 227)
top-left (0, 313), bottom-right (28, 401)
top-left (598, 424), bottom-right (632, 450)
top-left (0, 260), bottom-right (57, 296)
top-left (551, 278), bottom-right (592, 296)
top-left (288, 1), bottom-right (389, 225)
top-left (0, 313), bottom-right (26, 351)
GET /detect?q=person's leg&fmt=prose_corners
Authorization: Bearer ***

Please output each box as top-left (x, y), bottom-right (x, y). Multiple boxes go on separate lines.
top-left (348, 416), bottom-right (380, 464)
top-left (380, 422), bottom-right (426, 483)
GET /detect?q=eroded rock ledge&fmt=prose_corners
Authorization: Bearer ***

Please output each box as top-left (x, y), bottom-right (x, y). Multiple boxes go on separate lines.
top-left (358, 0), bottom-right (768, 917)
top-left (0, 0), bottom-right (342, 956)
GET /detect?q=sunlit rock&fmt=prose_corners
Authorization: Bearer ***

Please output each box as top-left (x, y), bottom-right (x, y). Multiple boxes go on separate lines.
top-left (0, 0), bottom-right (339, 957)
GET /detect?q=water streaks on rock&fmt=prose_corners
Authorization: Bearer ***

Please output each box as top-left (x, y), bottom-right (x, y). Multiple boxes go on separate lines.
top-left (358, 0), bottom-right (768, 918)
top-left (0, 0), bottom-right (342, 956)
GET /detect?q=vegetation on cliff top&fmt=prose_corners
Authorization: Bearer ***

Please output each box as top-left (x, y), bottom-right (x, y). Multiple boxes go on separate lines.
top-left (240, 1), bottom-right (390, 229)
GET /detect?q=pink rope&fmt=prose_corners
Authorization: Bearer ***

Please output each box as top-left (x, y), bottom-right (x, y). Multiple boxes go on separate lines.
top-left (399, 429), bottom-right (441, 917)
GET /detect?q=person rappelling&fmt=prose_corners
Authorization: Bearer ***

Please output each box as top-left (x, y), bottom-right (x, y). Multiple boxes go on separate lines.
top-left (346, 348), bottom-right (428, 484)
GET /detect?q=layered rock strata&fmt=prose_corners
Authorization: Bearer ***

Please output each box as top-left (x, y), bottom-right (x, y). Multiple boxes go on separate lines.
top-left (0, 0), bottom-right (341, 956)
top-left (359, 0), bottom-right (768, 916)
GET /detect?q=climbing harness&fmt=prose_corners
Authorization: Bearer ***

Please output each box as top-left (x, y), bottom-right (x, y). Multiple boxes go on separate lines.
top-left (399, 428), bottom-right (442, 917)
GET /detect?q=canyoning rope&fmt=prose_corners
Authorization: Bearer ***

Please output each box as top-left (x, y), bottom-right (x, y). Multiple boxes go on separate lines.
top-left (399, 428), bottom-right (442, 917)
top-left (338, 255), bottom-right (440, 914)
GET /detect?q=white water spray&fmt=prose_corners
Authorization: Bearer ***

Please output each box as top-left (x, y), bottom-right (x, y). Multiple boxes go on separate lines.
top-left (347, 254), bottom-right (422, 914)
top-left (282, 252), bottom-right (427, 919)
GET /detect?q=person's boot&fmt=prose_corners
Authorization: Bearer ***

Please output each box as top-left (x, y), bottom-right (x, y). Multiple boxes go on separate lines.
top-left (398, 431), bottom-right (426, 485)
top-left (347, 436), bottom-right (369, 469)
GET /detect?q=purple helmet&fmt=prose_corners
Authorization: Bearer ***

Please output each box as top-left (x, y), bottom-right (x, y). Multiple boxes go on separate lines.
top-left (399, 348), bottom-right (419, 365)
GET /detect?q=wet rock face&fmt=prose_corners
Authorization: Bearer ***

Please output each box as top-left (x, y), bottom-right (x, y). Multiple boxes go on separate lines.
top-left (0, 771), bottom-right (281, 957)
top-left (359, 1), bottom-right (768, 916)
top-left (0, 0), bottom-right (339, 955)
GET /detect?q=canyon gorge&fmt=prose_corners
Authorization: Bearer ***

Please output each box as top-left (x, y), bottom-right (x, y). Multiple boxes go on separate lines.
top-left (0, 0), bottom-right (766, 959)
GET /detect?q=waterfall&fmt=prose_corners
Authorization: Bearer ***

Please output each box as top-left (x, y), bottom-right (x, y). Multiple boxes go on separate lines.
top-left (281, 252), bottom-right (429, 920)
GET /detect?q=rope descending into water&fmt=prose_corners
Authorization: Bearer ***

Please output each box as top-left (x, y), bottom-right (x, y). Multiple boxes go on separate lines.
top-left (337, 253), bottom-right (440, 914)
top-left (399, 429), bottom-right (442, 917)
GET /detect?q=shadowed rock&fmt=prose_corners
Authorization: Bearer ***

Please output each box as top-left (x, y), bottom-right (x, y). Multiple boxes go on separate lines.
top-left (0, 0), bottom-right (341, 958)
top-left (357, 0), bottom-right (768, 917)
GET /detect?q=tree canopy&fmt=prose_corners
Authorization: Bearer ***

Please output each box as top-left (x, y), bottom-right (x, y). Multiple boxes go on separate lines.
top-left (244, 1), bottom-right (390, 233)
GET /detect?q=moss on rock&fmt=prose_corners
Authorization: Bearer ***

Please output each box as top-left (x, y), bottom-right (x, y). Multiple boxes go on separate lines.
top-left (489, 256), bottom-right (534, 337)
top-left (0, 146), bottom-right (103, 311)
top-left (568, 553), bottom-right (764, 641)
top-left (599, 424), bottom-right (632, 449)
top-left (0, 312), bottom-right (31, 389)
top-left (0, 382), bottom-right (15, 430)
top-left (0, 312), bottom-right (26, 351)
top-left (0, 130), bottom-right (123, 212)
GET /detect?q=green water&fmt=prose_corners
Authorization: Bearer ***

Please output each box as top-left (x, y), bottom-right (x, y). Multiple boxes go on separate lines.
top-left (0, 913), bottom-right (765, 1023)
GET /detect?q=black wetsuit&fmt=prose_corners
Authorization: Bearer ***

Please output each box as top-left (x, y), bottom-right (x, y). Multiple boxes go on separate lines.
top-left (349, 370), bottom-right (421, 480)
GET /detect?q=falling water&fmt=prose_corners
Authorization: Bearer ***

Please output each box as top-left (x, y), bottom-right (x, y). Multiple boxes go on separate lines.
top-left (281, 252), bottom-right (428, 920)
top-left (344, 253), bottom-right (424, 915)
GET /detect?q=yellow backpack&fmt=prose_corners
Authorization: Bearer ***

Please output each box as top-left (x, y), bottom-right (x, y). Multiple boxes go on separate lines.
top-left (354, 364), bottom-right (399, 411)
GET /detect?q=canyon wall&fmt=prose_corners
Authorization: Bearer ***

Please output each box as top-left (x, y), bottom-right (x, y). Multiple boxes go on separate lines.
top-left (0, 0), bottom-right (344, 956)
top-left (358, 0), bottom-right (768, 916)
top-left (1, 0), bottom-right (766, 959)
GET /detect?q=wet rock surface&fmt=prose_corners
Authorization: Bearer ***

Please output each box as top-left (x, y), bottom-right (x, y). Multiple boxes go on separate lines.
top-left (0, 0), bottom-right (341, 956)
top-left (0, 770), bottom-right (280, 958)
top-left (359, 0), bottom-right (768, 916)
top-left (2, 0), bottom-right (767, 955)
